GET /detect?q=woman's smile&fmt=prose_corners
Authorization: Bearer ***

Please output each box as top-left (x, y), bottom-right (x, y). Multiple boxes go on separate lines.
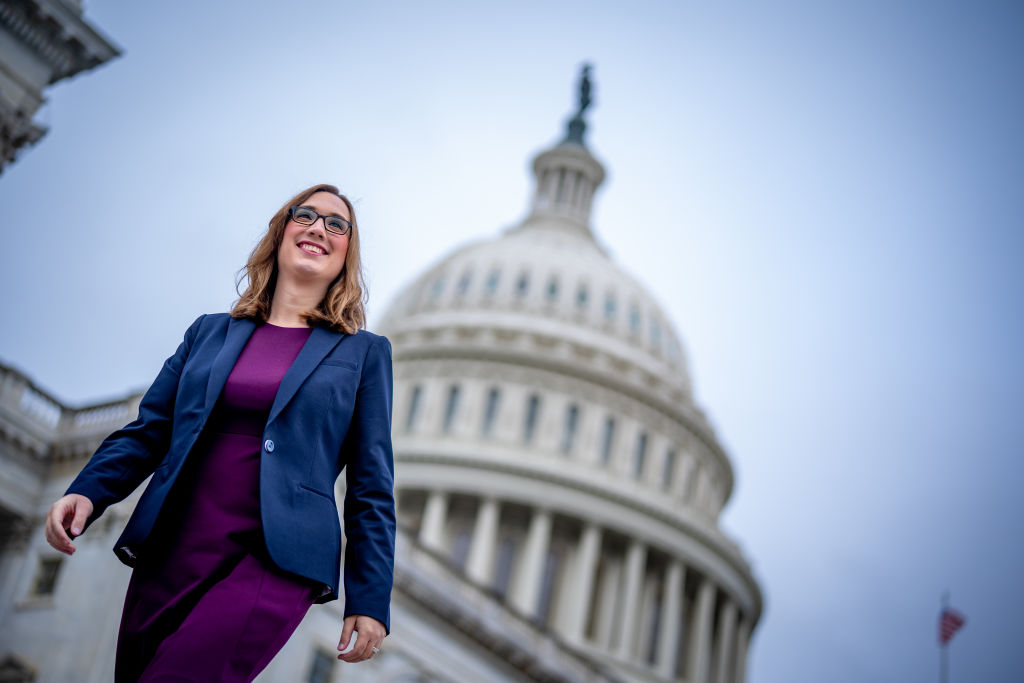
top-left (297, 240), bottom-right (327, 256)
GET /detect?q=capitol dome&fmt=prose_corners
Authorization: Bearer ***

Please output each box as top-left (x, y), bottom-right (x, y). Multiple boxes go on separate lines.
top-left (378, 72), bottom-right (762, 682)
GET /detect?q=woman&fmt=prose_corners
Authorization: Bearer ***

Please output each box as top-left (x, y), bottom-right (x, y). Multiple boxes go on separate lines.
top-left (44, 184), bottom-right (395, 681)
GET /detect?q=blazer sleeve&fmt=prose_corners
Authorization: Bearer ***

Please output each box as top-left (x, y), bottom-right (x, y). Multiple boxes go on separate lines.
top-left (340, 335), bottom-right (397, 633)
top-left (65, 314), bottom-right (206, 527)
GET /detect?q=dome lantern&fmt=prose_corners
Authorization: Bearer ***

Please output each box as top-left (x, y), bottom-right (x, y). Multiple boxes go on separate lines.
top-left (516, 63), bottom-right (607, 240)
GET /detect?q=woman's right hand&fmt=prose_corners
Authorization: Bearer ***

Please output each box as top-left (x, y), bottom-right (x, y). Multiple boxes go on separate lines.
top-left (44, 494), bottom-right (94, 555)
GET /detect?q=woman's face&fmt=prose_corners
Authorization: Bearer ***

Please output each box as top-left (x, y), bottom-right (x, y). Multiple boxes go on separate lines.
top-left (277, 191), bottom-right (350, 290)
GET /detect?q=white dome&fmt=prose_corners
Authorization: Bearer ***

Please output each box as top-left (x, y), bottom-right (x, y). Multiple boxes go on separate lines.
top-left (379, 127), bottom-right (760, 681)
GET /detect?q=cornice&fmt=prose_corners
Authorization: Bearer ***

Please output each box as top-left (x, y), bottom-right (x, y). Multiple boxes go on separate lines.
top-left (0, 0), bottom-right (120, 82)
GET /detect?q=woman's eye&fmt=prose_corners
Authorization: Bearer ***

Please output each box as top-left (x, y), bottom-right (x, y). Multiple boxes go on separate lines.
top-left (326, 219), bottom-right (345, 231)
top-left (296, 209), bottom-right (316, 222)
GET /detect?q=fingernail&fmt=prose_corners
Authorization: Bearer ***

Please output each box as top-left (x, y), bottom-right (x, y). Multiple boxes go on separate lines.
top-left (71, 527), bottom-right (81, 535)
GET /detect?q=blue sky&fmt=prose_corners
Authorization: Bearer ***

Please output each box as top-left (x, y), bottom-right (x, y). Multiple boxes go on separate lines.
top-left (2, 1), bottom-right (1022, 681)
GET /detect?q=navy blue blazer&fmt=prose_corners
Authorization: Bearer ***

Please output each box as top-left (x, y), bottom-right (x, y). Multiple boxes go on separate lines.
top-left (66, 313), bottom-right (396, 631)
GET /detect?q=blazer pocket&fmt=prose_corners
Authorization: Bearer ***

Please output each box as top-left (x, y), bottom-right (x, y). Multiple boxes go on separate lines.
top-left (320, 359), bottom-right (358, 372)
top-left (299, 483), bottom-right (335, 502)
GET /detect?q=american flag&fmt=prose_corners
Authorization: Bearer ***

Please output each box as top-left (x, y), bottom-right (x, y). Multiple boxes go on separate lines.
top-left (938, 607), bottom-right (966, 645)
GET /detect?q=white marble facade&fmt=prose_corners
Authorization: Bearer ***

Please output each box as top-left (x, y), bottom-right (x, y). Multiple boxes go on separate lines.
top-left (0, 109), bottom-right (760, 682)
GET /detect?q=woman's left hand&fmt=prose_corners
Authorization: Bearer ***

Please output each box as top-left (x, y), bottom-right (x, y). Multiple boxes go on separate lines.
top-left (337, 614), bottom-right (386, 663)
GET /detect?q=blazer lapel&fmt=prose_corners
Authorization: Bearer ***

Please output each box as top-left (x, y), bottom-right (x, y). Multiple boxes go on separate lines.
top-left (267, 326), bottom-right (344, 424)
top-left (204, 317), bottom-right (256, 416)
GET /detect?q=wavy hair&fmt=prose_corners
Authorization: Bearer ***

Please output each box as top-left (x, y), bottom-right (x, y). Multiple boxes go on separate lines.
top-left (231, 183), bottom-right (365, 333)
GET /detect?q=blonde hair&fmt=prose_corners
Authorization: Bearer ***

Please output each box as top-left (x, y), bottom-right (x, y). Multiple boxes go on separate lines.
top-left (231, 183), bottom-right (365, 333)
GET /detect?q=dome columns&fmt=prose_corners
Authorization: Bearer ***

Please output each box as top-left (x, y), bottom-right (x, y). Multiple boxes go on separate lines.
top-left (656, 559), bottom-right (685, 677)
top-left (509, 507), bottom-right (553, 617)
top-left (465, 497), bottom-right (500, 584)
top-left (558, 521), bottom-right (602, 641)
top-left (399, 480), bottom-right (755, 681)
top-left (520, 143), bottom-right (606, 237)
top-left (418, 490), bottom-right (449, 552)
top-left (688, 577), bottom-right (717, 682)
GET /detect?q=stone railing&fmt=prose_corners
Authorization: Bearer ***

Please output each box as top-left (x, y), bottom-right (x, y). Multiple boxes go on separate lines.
top-left (0, 362), bottom-right (140, 453)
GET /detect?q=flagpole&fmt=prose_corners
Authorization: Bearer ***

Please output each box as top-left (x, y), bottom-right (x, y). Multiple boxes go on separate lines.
top-left (939, 591), bottom-right (949, 683)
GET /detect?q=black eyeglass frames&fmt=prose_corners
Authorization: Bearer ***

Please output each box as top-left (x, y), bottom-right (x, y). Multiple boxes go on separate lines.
top-left (288, 205), bottom-right (352, 236)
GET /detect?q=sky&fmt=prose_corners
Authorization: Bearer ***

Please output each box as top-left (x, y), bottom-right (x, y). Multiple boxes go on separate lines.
top-left (2, 1), bottom-right (1023, 681)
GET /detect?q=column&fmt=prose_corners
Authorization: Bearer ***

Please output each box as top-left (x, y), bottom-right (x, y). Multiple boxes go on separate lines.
top-left (615, 538), bottom-right (647, 658)
top-left (714, 600), bottom-right (738, 683)
top-left (510, 508), bottom-right (552, 618)
top-left (687, 577), bottom-right (715, 683)
top-left (733, 616), bottom-right (752, 683)
top-left (466, 498), bottom-right (500, 585)
top-left (656, 559), bottom-right (684, 677)
top-left (419, 490), bottom-right (448, 551)
top-left (560, 522), bottom-right (602, 642)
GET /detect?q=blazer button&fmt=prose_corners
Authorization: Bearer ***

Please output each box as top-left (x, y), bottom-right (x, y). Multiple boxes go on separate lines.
top-left (264, 439), bottom-right (275, 453)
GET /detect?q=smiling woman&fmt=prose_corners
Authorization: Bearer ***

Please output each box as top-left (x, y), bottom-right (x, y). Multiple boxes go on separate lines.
top-left (44, 184), bottom-right (395, 681)
top-left (232, 183), bottom-right (365, 334)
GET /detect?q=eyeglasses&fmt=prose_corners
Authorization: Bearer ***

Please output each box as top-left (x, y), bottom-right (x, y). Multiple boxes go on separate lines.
top-left (289, 205), bottom-right (353, 236)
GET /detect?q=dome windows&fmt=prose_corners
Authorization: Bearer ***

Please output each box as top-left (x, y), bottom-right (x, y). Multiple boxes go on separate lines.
top-left (485, 269), bottom-right (501, 296)
top-left (599, 416), bottom-right (616, 465)
top-left (628, 304), bottom-right (641, 335)
top-left (650, 319), bottom-right (662, 353)
top-left (575, 284), bottom-right (589, 311)
top-left (430, 275), bottom-right (445, 302)
top-left (405, 385), bottom-right (422, 433)
top-left (523, 393), bottom-right (542, 444)
top-left (662, 449), bottom-right (676, 491)
top-left (546, 277), bottom-right (559, 303)
top-left (481, 387), bottom-right (501, 437)
top-left (603, 293), bottom-right (616, 322)
top-left (634, 431), bottom-right (648, 479)
top-left (456, 270), bottom-right (472, 297)
top-left (560, 403), bottom-right (580, 455)
top-left (443, 384), bottom-right (461, 434)
top-left (516, 271), bottom-right (530, 298)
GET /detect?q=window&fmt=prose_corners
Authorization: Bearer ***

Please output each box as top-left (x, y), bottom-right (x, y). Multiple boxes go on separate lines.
top-left (604, 293), bottom-right (616, 321)
top-left (599, 417), bottom-right (616, 465)
top-left (650, 319), bottom-right (662, 351)
top-left (485, 269), bottom-right (501, 295)
top-left (634, 431), bottom-right (648, 479)
top-left (546, 277), bottom-right (559, 302)
top-left (629, 304), bottom-right (641, 334)
top-left (430, 275), bottom-right (445, 301)
top-left (306, 648), bottom-right (335, 683)
top-left (31, 557), bottom-right (63, 597)
top-left (443, 384), bottom-right (461, 434)
top-left (523, 394), bottom-right (541, 444)
top-left (456, 270), bottom-right (472, 296)
top-left (560, 403), bottom-right (579, 454)
top-left (481, 387), bottom-right (501, 437)
top-left (663, 450), bottom-right (677, 490)
top-left (405, 385), bottom-right (422, 432)
top-left (576, 284), bottom-right (589, 310)
top-left (516, 272), bottom-right (530, 297)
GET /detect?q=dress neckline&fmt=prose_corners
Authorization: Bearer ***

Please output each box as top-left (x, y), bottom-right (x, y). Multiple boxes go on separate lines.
top-left (262, 322), bottom-right (313, 331)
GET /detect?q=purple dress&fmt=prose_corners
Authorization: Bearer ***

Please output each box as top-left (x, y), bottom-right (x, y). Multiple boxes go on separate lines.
top-left (116, 323), bottom-right (319, 682)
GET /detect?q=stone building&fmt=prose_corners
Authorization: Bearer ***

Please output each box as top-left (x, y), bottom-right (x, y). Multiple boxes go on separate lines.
top-left (0, 0), bottom-right (119, 172)
top-left (0, 74), bottom-right (761, 682)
